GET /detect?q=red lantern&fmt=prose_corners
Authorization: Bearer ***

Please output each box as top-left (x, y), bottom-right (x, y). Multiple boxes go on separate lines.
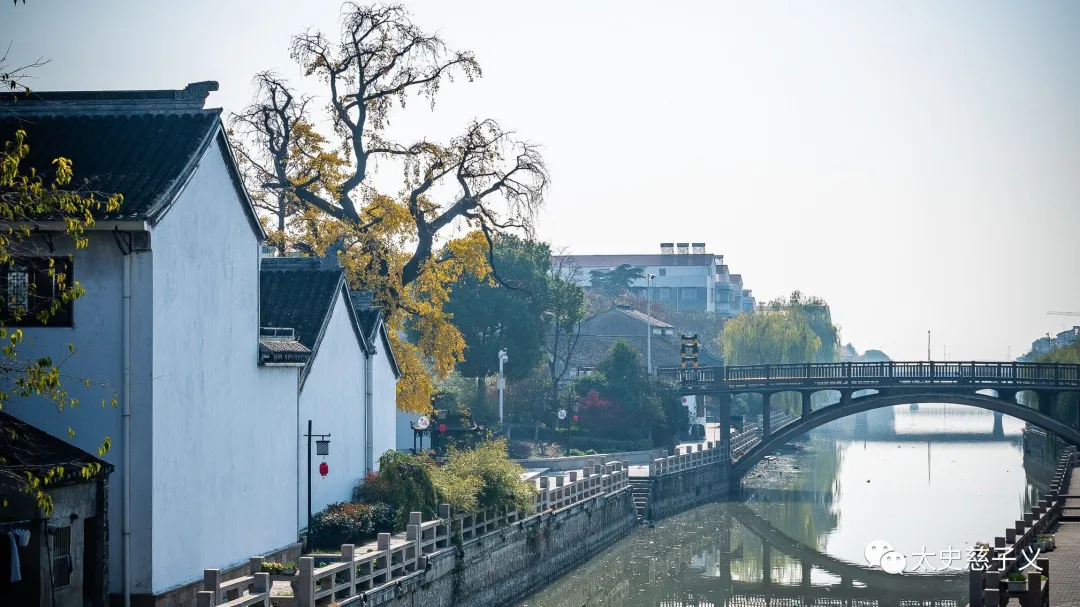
top-left (319, 462), bottom-right (329, 477)
top-left (572, 415), bottom-right (579, 422)
top-left (438, 424), bottom-right (447, 433)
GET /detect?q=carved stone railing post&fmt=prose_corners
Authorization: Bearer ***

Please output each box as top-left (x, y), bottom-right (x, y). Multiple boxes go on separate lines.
top-left (297, 557), bottom-right (315, 607)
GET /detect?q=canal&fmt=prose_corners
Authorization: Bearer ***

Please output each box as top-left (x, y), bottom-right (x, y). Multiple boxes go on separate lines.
top-left (517, 404), bottom-right (1057, 607)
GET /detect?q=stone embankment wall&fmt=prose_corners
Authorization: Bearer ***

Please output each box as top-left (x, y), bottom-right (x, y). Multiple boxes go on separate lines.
top-left (350, 488), bottom-right (636, 607)
top-left (455, 488), bottom-right (637, 607)
top-left (647, 460), bottom-right (731, 520)
top-left (203, 457), bottom-right (728, 607)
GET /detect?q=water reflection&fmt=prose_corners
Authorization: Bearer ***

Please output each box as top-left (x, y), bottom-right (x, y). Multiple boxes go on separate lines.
top-left (519, 404), bottom-right (1056, 607)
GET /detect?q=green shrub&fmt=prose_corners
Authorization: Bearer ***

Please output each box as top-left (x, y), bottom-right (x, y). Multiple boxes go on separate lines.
top-left (439, 439), bottom-right (536, 514)
top-left (355, 451), bottom-right (441, 530)
top-left (557, 434), bottom-right (653, 454)
top-left (308, 502), bottom-right (396, 549)
top-left (353, 440), bottom-right (538, 524)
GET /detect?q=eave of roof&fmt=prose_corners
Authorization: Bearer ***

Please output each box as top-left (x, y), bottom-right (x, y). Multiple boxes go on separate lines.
top-left (0, 110), bottom-right (266, 242)
top-left (0, 411), bottom-right (114, 491)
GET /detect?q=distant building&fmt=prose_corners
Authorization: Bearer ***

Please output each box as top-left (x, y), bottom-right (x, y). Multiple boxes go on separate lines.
top-left (553, 242), bottom-right (755, 316)
top-left (548, 305), bottom-right (724, 380)
top-left (1017, 326), bottom-right (1080, 361)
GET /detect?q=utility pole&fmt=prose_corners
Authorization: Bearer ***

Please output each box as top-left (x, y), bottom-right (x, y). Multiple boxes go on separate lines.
top-left (646, 274), bottom-right (655, 375)
top-left (927, 331), bottom-right (931, 361)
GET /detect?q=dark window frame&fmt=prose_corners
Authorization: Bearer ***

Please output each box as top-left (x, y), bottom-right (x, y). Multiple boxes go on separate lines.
top-left (51, 524), bottom-right (73, 588)
top-left (0, 256), bottom-right (75, 327)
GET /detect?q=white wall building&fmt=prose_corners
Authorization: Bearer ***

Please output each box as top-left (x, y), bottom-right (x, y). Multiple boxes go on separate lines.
top-left (260, 258), bottom-right (401, 533)
top-left (554, 242), bottom-right (756, 316)
top-left (0, 82), bottom-right (398, 607)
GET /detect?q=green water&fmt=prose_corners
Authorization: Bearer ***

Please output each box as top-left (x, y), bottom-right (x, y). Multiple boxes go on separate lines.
top-left (518, 404), bottom-right (1053, 607)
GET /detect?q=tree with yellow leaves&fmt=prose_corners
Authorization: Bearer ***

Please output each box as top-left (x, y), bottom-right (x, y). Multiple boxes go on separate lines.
top-left (231, 3), bottom-right (549, 413)
top-left (1, 128), bottom-right (121, 514)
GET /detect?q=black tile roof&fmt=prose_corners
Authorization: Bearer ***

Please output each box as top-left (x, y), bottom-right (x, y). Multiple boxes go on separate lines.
top-left (350, 290), bottom-right (383, 346)
top-left (0, 410), bottom-right (114, 491)
top-left (260, 258), bottom-right (344, 352)
top-left (0, 111), bottom-right (220, 220)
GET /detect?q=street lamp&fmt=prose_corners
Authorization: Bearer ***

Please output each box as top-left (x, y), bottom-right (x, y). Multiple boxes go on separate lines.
top-left (646, 274), bottom-right (655, 375)
top-left (304, 420), bottom-right (330, 551)
top-left (498, 348), bottom-right (508, 429)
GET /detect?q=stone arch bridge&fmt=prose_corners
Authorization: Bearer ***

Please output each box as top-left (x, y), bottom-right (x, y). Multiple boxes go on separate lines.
top-left (664, 361), bottom-right (1080, 479)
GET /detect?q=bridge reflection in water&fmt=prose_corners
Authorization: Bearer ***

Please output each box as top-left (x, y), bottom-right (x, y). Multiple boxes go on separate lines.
top-left (517, 500), bottom-right (967, 607)
top-left (521, 412), bottom-right (1055, 607)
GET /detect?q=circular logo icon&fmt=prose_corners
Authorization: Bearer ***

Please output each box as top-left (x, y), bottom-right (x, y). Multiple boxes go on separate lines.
top-left (557, 409), bottom-right (567, 420)
top-left (880, 551), bottom-right (907, 574)
top-left (864, 540), bottom-right (895, 568)
top-left (415, 416), bottom-right (430, 430)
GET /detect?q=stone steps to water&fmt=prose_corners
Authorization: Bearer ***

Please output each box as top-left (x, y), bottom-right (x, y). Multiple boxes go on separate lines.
top-left (629, 478), bottom-right (653, 519)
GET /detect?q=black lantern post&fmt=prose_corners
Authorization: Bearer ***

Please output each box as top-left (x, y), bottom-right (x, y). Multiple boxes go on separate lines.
top-left (304, 419), bottom-right (331, 551)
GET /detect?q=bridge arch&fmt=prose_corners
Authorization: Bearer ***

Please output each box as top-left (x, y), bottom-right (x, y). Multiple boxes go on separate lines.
top-left (732, 392), bottom-right (1080, 478)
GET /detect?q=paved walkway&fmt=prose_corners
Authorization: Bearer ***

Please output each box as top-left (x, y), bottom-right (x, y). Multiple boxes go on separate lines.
top-left (1047, 466), bottom-right (1080, 607)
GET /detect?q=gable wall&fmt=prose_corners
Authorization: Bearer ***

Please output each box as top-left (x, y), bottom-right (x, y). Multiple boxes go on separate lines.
top-left (370, 333), bottom-right (398, 470)
top-left (297, 288), bottom-right (368, 532)
top-left (150, 140), bottom-right (299, 593)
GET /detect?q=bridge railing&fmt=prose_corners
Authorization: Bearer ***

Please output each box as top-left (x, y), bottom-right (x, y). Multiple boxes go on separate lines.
top-left (968, 445), bottom-right (1076, 607)
top-left (663, 362), bottom-right (1080, 389)
top-left (728, 412), bottom-right (797, 461)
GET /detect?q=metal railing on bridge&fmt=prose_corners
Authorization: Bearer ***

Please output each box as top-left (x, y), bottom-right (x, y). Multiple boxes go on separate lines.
top-left (661, 361), bottom-right (1080, 390)
top-left (730, 412), bottom-right (797, 460)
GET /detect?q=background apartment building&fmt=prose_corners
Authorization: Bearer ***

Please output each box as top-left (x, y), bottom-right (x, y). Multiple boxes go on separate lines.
top-left (555, 242), bottom-right (755, 316)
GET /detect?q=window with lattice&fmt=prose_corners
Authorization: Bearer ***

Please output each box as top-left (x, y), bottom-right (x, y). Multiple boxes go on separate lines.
top-left (1, 256), bottom-right (74, 326)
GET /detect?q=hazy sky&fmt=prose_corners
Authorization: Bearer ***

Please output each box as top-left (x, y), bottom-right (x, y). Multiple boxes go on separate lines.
top-left (3, 1), bottom-right (1078, 361)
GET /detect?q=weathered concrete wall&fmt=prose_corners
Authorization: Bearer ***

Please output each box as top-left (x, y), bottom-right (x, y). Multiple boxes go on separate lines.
top-left (646, 460), bottom-right (731, 520)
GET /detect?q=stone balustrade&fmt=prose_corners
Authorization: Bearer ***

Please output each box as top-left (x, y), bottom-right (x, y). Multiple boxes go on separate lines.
top-left (194, 460), bottom-right (632, 607)
top-left (650, 441), bottom-right (724, 476)
top-left (534, 459), bottom-right (629, 511)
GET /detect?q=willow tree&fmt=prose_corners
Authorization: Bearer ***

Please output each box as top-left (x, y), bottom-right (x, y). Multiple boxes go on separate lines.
top-left (231, 3), bottom-right (549, 412)
top-left (720, 309), bottom-right (822, 366)
top-left (720, 307), bottom-right (822, 416)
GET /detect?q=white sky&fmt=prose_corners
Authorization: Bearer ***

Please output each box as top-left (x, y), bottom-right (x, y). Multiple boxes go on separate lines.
top-left (3, 1), bottom-right (1078, 361)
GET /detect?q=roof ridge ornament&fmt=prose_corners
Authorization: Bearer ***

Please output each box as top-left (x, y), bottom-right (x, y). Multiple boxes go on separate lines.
top-left (1, 81), bottom-right (221, 115)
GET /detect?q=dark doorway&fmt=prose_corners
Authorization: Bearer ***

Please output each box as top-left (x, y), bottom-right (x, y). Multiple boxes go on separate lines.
top-left (82, 516), bottom-right (101, 607)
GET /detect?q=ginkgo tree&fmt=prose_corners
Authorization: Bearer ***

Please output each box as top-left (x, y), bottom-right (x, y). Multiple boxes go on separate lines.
top-left (231, 2), bottom-right (549, 413)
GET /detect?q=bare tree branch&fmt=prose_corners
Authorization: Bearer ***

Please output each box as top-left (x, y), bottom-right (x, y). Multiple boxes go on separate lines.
top-left (233, 2), bottom-right (548, 297)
